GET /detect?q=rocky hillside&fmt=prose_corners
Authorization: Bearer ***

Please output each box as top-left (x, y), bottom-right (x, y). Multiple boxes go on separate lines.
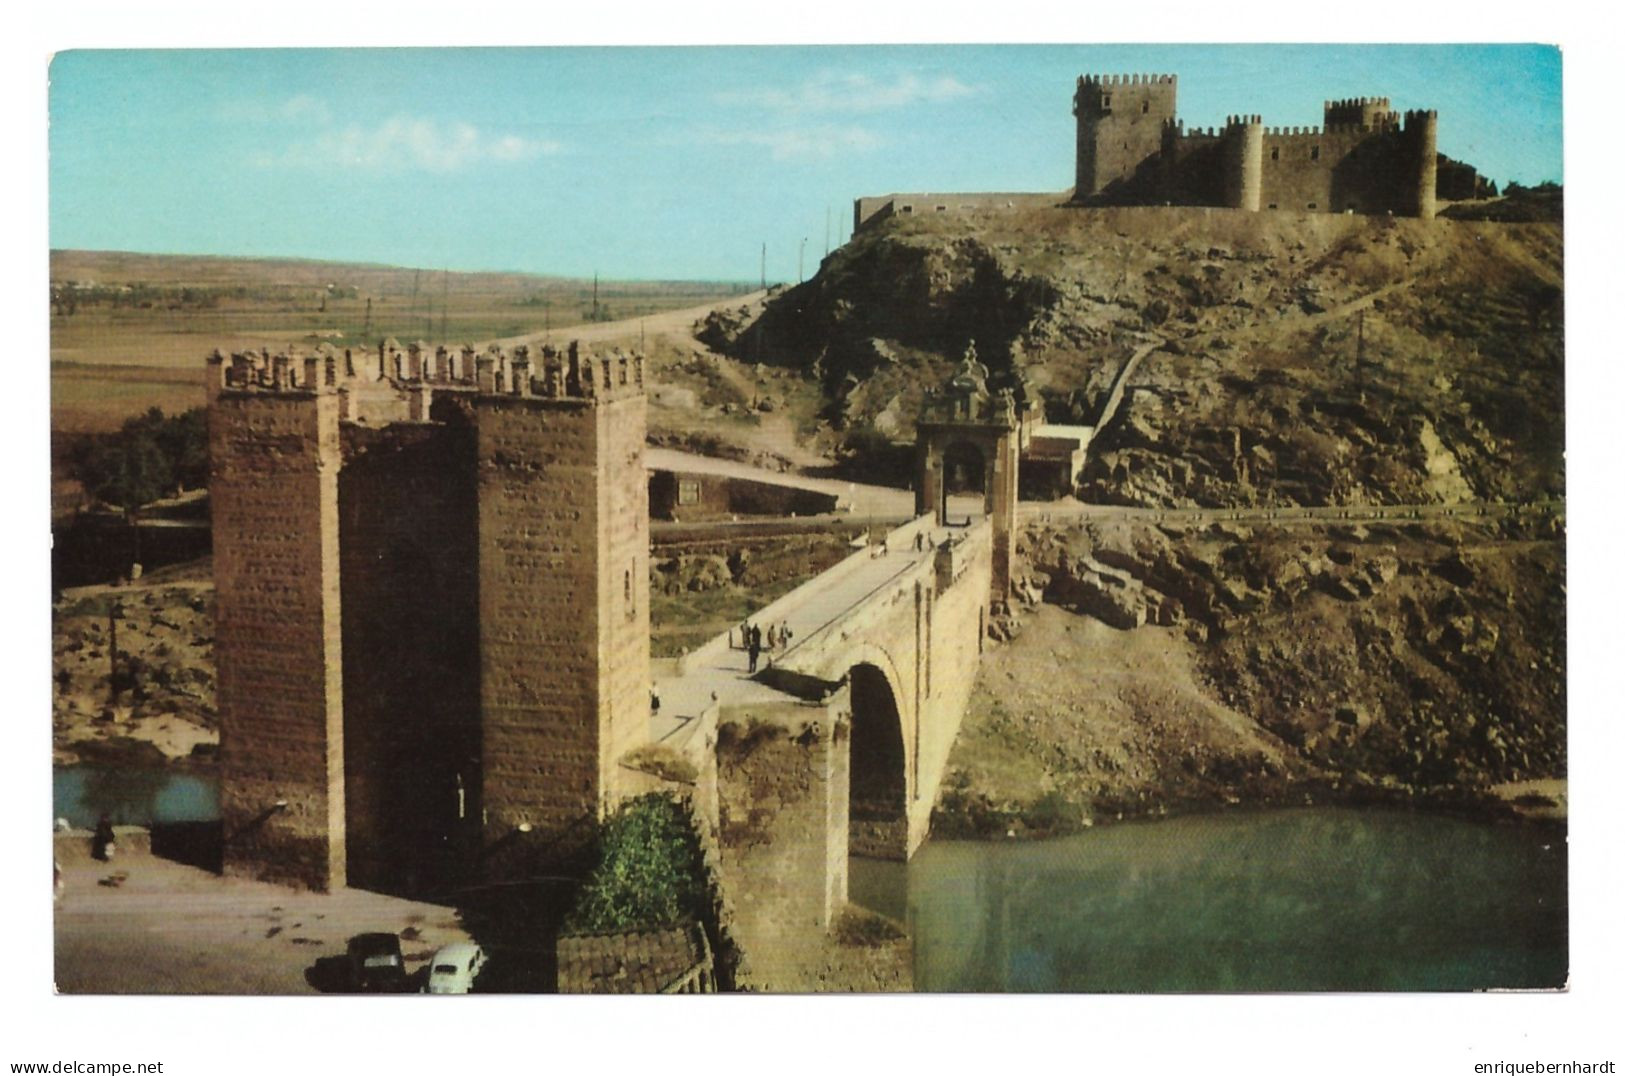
top-left (734, 204), bottom-right (1562, 508)
top-left (725, 203), bottom-right (1565, 830)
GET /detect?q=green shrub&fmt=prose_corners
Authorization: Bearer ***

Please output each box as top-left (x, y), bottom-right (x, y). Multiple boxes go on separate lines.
top-left (564, 793), bottom-right (707, 934)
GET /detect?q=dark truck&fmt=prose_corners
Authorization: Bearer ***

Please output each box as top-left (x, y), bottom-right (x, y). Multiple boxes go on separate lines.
top-left (345, 933), bottom-right (409, 993)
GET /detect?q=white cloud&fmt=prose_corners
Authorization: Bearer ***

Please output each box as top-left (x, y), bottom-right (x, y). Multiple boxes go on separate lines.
top-left (703, 124), bottom-right (884, 161)
top-left (278, 95), bottom-right (332, 125)
top-left (717, 70), bottom-right (976, 114)
top-left (260, 115), bottom-right (562, 172)
top-left (217, 94), bottom-right (331, 126)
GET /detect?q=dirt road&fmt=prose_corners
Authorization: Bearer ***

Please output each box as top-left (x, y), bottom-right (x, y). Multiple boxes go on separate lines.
top-left (53, 842), bottom-right (473, 995)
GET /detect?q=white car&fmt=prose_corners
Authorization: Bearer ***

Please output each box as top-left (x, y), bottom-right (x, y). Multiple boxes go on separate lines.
top-left (424, 942), bottom-right (487, 994)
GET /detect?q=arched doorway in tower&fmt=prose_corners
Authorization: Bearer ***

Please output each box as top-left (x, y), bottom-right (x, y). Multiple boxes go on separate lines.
top-left (940, 440), bottom-right (988, 525)
top-left (848, 662), bottom-right (908, 861)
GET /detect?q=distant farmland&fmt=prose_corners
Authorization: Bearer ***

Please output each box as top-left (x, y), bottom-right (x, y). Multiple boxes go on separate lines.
top-left (51, 249), bottom-right (751, 432)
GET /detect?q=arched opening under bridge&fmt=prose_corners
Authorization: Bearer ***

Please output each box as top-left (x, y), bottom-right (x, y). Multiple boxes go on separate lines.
top-left (848, 662), bottom-right (908, 861)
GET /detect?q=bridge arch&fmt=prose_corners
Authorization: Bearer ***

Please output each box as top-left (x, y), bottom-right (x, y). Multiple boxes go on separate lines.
top-left (847, 659), bottom-right (910, 860)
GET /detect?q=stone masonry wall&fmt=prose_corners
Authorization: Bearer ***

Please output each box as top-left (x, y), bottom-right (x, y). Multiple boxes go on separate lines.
top-left (715, 699), bottom-right (849, 988)
top-left (210, 390), bottom-right (346, 890)
top-left (914, 522), bottom-right (993, 849)
top-left (596, 393), bottom-right (652, 811)
top-left (474, 396), bottom-right (605, 868)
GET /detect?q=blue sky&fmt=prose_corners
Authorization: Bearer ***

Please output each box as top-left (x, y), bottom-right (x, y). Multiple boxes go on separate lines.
top-left (49, 44), bottom-right (1562, 282)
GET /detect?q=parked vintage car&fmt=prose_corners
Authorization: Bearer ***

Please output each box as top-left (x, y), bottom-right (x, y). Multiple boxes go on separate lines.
top-left (424, 942), bottom-right (487, 995)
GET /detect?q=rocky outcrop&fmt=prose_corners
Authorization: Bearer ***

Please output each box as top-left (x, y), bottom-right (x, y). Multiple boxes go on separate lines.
top-left (741, 205), bottom-right (1561, 509)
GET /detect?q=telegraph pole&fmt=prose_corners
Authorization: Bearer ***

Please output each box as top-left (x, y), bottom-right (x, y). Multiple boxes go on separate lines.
top-left (760, 243), bottom-right (766, 291)
top-left (824, 206), bottom-right (830, 258)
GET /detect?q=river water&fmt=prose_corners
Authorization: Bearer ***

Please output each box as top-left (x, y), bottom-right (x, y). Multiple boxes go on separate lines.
top-left (851, 807), bottom-right (1567, 992)
top-left (53, 765), bottom-right (218, 829)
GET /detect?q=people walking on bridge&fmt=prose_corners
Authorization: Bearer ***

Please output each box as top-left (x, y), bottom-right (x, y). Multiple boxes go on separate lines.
top-left (747, 624), bottom-right (762, 673)
top-left (766, 623), bottom-right (778, 650)
top-left (915, 530), bottom-right (925, 552)
top-left (779, 621), bottom-right (793, 649)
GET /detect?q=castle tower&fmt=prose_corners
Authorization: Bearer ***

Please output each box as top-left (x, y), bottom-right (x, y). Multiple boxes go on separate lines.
top-left (1221, 115), bottom-right (1264, 211)
top-left (1073, 74), bottom-right (1178, 200)
top-left (208, 351), bottom-right (348, 890)
top-left (1324, 96), bottom-right (1394, 128)
top-left (208, 339), bottom-right (650, 892)
top-left (471, 345), bottom-right (650, 872)
top-left (1404, 109), bottom-right (1439, 221)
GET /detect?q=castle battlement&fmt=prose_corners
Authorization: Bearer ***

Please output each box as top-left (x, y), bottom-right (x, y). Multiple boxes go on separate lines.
top-left (1075, 72), bottom-right (1450, 219)
top-left (1077, 73), bottom-right (1177, 87)
top-left (209, 339), bottom-right (646, 420)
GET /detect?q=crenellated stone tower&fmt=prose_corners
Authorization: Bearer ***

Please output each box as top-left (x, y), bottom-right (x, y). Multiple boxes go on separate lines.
top-left (1073, 73), bottom-right (1179, 201)
top-left (208, 338), bottom-right (649, 892)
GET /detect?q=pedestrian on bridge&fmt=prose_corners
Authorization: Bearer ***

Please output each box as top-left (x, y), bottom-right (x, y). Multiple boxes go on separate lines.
top-left (766, 623), bottom-right (778, 650)
top-left (747, 623), bottom-right (762, 673)
top-left (779, 622), bottom-right (793, 649)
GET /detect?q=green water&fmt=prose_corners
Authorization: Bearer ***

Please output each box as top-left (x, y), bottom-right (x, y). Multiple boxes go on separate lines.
top-left (850, 807), bottom-right (1567, 992)
top-left (53, 766), bottom-right (219, 829)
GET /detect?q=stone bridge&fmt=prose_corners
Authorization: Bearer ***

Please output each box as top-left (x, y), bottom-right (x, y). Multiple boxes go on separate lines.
top-left (643, 509), bottom-right (996, 977)
top-left (630, 347), bottom-right (1031, 979)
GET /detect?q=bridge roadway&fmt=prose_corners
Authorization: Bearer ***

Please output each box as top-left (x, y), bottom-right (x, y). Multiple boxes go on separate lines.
top-left (650, 502), bottom-right (983, 747)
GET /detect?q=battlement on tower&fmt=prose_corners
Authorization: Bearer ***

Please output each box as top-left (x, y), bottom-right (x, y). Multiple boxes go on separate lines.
top-left (209, 339), bottom-right (646, 425)
top-left (1076, 73), bottom-right (1177, 87)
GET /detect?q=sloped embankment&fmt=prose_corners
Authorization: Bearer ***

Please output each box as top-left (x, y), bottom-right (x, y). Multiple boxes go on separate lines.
top-left (740, 205), bottom-right (1562, 509)
top-left (938, 513), bottom-right (1565, 836)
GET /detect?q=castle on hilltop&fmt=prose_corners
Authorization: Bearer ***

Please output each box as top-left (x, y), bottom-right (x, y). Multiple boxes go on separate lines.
top-left (854, 73), bottom-right (1485, 231)
top-left (1074, 74), bottom-right (1446, 219)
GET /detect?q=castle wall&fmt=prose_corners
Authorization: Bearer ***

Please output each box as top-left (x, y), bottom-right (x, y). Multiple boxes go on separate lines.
top-left (337, 420), bottom-right (480, 893)
top-left (209, 389), bottom-right (346, 890)
top-left (1158, 128), bottom-right (1226, 206)
top-left (853, 191), bottom-right (1064, 233)
top-left (1260, 127), bottom-right (1378, 212)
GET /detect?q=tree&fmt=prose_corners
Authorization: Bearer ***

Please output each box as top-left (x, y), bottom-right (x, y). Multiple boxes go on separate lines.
top-left (81, 431), bottom-right (171, 515)
top-left (75, 407), bottom-right (209, 513)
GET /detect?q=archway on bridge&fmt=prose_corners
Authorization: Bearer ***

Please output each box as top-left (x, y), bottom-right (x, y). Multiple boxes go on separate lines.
top-left (940, 440), bottom-right (988, 525)
top-left (848, 662), bottom-right (908, 861)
